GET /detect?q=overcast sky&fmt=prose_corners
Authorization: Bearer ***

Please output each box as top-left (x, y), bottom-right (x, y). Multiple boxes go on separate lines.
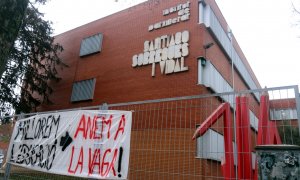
top-left (39, 0), bottom-right (300, 89)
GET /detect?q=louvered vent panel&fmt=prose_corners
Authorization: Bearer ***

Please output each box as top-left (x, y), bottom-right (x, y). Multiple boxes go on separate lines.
top-left (71, 78), bottom-right (96, 102)
top-left (79, 33), bottom-right (103, 57)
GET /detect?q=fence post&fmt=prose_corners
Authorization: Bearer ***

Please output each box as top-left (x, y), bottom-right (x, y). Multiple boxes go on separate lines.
top-left (3, 163), bottom-right (11, 180)
top-left (294, 86), bottom-right (300, 136)
top-left (100, 103), bottom-right (108, 110)
top-left (86, 104), bottom-right (109, 180)
top-left (4, 113), bottom-right (24, 180)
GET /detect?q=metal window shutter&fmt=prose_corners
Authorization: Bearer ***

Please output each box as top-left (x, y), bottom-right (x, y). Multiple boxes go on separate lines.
top-left (79, 33), bottom-right (103, 57)
top-left (71, 78), bottom-right (96, 102)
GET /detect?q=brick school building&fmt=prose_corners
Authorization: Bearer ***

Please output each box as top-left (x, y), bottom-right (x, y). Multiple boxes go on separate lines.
top-left (38, 0), bottom-right (270, 179)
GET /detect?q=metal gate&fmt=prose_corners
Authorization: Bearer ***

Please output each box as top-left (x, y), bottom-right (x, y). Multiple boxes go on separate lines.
top-left (1, 85), bottom-right (300, 179)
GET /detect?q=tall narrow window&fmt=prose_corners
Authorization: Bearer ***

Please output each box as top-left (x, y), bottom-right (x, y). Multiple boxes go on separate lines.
top-left (79, 33), bottom-right (103, 57)
top-left (70, 78), bottom-right (96, 102)
top-left (196, 128), bottom-right (237, 165)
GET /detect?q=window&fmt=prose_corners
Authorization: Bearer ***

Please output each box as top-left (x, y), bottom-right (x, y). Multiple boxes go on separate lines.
top-left (71, 78), bottom-right (96, 102)
top-left (196, 128), bottom-right (225, 161)
top-left (196, 128), bottom-right (237, 165)
top-left (249, 110), bottom-right (259, 132)
top-left (79, 33), bottom-right (103, 57)
top-left (270, 108), bottom-right (297, 120)
top-left (198, 59), bottom-right (234, 107)
top-left (196, 128), bottom-right (256, 169)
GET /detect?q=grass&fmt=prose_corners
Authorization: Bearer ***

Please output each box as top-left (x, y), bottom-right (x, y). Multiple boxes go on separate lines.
top-left (0, 167), bottom-right (82, 180)
top-left (0, 172), bottom-right (83, 180)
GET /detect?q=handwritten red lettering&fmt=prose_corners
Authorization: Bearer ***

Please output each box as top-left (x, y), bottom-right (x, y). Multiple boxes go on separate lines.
top-left (101, 148), bottom-right (117, 177)
top-left (74, 114), bottom-right (112, 140)
top-left (68, 146), bottom-right (84, 174)
top-left (101, 115), bottom-right (112, 139)
top-left (74, 115), bottom-right (87, 139)
top-left (77, 146), bottom-right (84, 173)
top-left (68, 146), bottom-right (75, 174)
top-left (69, 146), bottom-right (118, 177)
top-left (114, 115), bottom-right (126, 140)
top-left (68, 113), bottom-right (127, 177)
top-left (88, 148), bottom-right (101, 175)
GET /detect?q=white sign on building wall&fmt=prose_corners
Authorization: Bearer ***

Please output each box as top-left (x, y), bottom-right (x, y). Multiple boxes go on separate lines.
top-left (149, 1), bottom-right (190, 31)
top-left (132, 1), bottom-right (191, 77)
top-left (132, 30), bottom-right (189, 77)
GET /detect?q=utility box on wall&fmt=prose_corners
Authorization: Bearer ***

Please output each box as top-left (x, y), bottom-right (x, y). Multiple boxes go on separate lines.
top-left (256, 145), bottom-right (300, 179)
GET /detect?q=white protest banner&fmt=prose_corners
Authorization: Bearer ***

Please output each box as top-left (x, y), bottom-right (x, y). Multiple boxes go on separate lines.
top-left (6, 110), bottom-right (132, 179)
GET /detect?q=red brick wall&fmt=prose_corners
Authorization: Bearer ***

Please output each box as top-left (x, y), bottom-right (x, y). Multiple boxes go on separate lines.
top-left (270, 98), bottom-right (296, 109)
top-left (42, 0), bottom-right (201, 111)
top-left (40, 0), bottom-right (260, 112)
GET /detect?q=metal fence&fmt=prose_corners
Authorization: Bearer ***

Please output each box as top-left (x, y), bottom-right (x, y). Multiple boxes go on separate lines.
top-left (1, 85), bottom-right (300, 179)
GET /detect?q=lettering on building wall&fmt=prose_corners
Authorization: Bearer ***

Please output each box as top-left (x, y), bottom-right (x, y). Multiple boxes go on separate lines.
top-left (132, 30), bottom-right (189, 77)
top-left (149, 1), bottom-right (190, 31)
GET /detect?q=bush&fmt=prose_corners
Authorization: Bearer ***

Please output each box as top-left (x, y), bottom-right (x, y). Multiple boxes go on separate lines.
top-left (278, 121), bottom-right (300, 146)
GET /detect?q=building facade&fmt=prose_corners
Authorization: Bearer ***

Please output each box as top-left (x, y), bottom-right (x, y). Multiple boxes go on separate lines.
top-left (40, 0), bottom-right (266, 179)
top-left (42, 0), bottom-right (260, 111)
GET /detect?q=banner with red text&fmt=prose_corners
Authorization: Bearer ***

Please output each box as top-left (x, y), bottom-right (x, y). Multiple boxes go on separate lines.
top-left (6, 110), bottom-right (132, 179)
